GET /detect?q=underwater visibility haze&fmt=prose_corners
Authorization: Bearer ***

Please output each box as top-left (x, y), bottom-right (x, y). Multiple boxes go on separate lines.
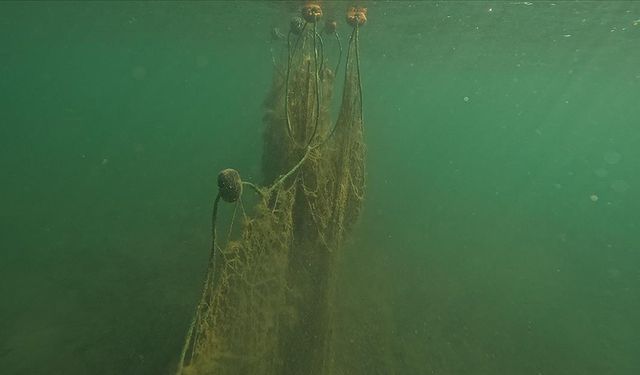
top-left (1, 1), bottom-right (640, 374)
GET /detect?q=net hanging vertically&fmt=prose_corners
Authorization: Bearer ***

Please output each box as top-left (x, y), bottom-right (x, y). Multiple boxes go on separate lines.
top-left (176, 4), bottom-right (368, 375)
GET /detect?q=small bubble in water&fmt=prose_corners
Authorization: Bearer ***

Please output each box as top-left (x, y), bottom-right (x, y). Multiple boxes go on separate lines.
top-left (132, 66), bottom-right (147, 80)
top-left (589, 194), bottom-right (599, 202)
top-left (611, 180), bottom-right (630, 193)
top-left (196, 56), bottom-right (209, 68)
top-left (604, 151), bottom-right (622, 164)
top-left (594, 168), bottom-right (608, 178)
top-left (607, 268), bottom-right (621, 278)
top-left (463, 96), bottom-right (470, 102)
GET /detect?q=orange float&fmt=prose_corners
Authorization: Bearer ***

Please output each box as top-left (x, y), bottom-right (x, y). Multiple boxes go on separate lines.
top-left (346, 6), bottom-right (367, 27)
top-left (301, 2), bottom-right (323, 23)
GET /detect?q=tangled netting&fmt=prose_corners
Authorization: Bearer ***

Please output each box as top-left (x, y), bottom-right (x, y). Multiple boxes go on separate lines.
top-left (177, 5), bottom-right (367, 375)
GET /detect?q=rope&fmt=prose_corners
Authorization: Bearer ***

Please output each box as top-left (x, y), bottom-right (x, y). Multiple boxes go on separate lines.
top-left (334, 32), bottom-right (343, 78)
top-left (306, 21), bottom-right (322, 148)
top-left (285, 22), bottom-right (308, 140)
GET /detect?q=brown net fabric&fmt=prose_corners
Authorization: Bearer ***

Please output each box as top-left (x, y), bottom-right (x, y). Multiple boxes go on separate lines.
top-left (177, 5), bottom-right (367, 375)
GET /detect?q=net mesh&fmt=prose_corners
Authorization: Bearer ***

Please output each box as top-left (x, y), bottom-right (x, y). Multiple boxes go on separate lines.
top-left (177, 6), bottom-right (366, 374)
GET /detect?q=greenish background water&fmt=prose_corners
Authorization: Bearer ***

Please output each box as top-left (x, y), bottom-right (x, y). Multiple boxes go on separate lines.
top-left (1, 1), bottom-right (639, 374)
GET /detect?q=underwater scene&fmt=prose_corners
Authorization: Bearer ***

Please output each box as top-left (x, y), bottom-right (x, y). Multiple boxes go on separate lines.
top-left (1, 1), bottom-right (639, 374)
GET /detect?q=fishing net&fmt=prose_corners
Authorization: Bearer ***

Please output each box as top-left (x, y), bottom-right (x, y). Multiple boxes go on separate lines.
top-left (176, 4), bottom-right (367, 375)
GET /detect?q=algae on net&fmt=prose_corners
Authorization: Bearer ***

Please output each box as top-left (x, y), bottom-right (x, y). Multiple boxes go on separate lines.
top-left (177, 5), bottom-right (368, 375)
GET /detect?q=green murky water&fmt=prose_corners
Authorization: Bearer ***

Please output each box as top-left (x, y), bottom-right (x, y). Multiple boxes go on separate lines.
top-left (1, 1), bottom-right (639, 374)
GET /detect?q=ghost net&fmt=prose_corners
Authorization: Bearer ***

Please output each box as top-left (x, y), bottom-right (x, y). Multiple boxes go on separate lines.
top-left (176, 4), bottom-right (368, 375)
